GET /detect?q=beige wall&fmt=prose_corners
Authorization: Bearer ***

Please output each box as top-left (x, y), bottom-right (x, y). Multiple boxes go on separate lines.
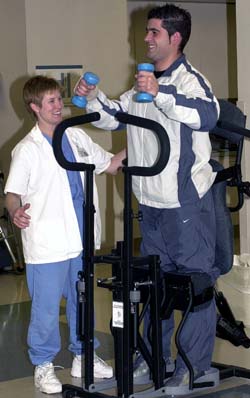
top-left (0, 0), bottom-right (29, 178)
top-left (25, 0), bottom-right (132, 97)
top-left (236, 0), bottom-right (250, 254)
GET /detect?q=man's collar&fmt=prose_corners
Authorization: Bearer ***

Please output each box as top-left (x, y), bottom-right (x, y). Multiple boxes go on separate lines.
top-left (158, 53), bottom-right (186, 77)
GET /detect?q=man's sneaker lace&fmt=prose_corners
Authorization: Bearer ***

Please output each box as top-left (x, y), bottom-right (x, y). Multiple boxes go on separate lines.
top-left (71, 352), bottom-right (113, 379)
top-left (34, 362), bottom-right (62, 394)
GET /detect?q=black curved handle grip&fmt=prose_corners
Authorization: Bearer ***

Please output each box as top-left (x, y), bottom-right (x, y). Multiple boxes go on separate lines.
top-left (214, 120), bottom-right (250, 212)
top-left (52, 112), bottom-right (101, 171)
top-left (115, 112), bottom-right (170, 176)
top-left (217, 120), bottom-right (250, 140)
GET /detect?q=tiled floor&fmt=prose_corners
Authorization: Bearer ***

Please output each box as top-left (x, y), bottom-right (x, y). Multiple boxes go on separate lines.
top-left (1, 260), bottom-right (250, 398)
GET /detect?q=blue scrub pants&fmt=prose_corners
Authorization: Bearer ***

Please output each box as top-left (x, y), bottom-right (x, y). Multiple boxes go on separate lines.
top-left (139, 190), bottom-right (219, 372)
top-left (26, 255), bottom-right (100, 366)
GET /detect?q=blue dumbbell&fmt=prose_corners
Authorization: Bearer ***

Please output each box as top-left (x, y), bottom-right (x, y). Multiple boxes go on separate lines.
top-left (72, 72), bottom-right (100, 108)
top-left (136, 63), bottom-right (154, 103)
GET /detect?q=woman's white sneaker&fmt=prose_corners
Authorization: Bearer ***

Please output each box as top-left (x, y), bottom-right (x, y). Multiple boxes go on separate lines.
top-left (34, 362), bottom-right (62, 394)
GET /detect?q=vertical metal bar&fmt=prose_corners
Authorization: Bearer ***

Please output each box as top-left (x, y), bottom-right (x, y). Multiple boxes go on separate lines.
top-left (149, 255), bottom-right (164, 389)
top-left (122, 171), bottom-right (134, 397)
top-left (112, 242), bottom-right (124, 396)
top-left (84, 169), bottom-right (95, 389)
top-left (7, 215), bottom-right (24, 267)
top-left (0, 225), bottom-right (16, 263)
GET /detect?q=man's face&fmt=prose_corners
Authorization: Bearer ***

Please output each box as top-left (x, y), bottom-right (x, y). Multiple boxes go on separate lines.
top-left (32, 89), bottom-right (63, 130)
top-left (144, 18), bottom-right (178, 70)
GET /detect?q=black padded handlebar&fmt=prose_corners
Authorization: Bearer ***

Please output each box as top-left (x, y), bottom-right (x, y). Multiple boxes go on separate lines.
top-left (52, 111), bottom-right (170, 177)
top-left (211, 119), bottom-right (250, 212)
top-left (217, 120), bottom-right (250, 140)
top-left (52, 112), bottom-right (100, 171)
top-left (115, 111), bottom-right (170, 176)
top-left (211, 120), bottom-right (250, 146)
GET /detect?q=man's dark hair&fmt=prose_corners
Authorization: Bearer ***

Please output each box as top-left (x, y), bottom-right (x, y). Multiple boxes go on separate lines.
top-left (148, 3), bottom-right (191, 52)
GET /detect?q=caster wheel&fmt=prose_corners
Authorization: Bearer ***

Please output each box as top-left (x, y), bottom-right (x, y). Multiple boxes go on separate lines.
top-left (63, 389), bottom-right (75, 398)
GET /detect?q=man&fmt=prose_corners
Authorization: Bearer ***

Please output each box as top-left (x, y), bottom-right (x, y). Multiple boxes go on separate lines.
top-left (5, 75), bottom-right (125, 394)
top-left (75, 2), bottom-right (220, 391)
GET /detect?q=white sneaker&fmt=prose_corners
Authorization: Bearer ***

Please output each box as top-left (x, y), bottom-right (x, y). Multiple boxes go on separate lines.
top-left (133, 356), bottom-right (175, 379)
top-left (93, 352), bottom-right (113, 378)
top-left (71, 355), bottom-right (82, 378)
top-left (34, 362), bottom-right (62, 394)
top-left (71, 352), bottom-right (113, 379)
